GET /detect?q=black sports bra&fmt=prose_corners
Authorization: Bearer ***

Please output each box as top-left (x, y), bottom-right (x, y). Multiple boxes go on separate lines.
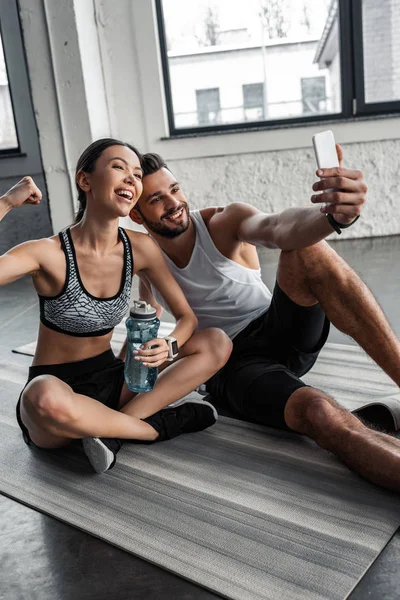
top-left (39, 227), bottom-right (133, 337)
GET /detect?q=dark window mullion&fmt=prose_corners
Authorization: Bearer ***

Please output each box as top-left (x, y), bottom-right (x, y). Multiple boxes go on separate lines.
top-left (154, 0), bottom-right (176, 136)
top-left (338, 0), bottom-right (356, 117)
top-left (351, 0), bottom-right (366, 114)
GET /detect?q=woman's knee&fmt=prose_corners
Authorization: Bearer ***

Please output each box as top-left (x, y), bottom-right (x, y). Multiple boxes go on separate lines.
top-left (22, 375), bottom-right (76, 425)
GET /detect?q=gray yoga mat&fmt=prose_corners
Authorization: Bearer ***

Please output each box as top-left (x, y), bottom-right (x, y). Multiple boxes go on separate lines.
top-left (13, 322), bottom-right (400, 428)
top-left (1, 350), bottom-right (400, 600)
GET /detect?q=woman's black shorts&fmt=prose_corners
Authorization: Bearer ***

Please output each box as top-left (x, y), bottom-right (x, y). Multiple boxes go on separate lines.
top-left (206, 282), bottom-right (330, 430)
top-left (16, 349), bottom-right (125, 446)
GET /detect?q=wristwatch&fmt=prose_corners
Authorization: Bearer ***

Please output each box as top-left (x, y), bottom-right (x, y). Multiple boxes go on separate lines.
top-left (164, 336), bottom-right (179, 360)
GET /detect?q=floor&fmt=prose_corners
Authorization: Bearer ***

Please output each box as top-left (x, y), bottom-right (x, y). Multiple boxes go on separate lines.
top-left (1, 235), bottom-right (400, 600)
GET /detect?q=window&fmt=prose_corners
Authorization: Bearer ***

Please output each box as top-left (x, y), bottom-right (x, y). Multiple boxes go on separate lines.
top-left (196, 88), bottom-right (221, 125)
top-left (362, 0), bottom-right (400, 104)
top-left (0, 30), bottom-right (18, 151)
top-left (155, 0), bottom-right (400, 135)
top-left (301, 76), bottom-right (327, 114)
top-left (243, 83), bottom-right (264, 121)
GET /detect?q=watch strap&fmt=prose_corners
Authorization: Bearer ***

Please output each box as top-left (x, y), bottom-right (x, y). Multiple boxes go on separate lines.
top-left (327, 214), bottom-right (360, 235)
top-left (164, 336), bottom-right (179, 360)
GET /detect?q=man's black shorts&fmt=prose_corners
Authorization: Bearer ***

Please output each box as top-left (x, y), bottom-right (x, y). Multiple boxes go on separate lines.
top-left (16, 349), bottom-right (125, 447)
top-left (206, 282), bottom-right (330, 430)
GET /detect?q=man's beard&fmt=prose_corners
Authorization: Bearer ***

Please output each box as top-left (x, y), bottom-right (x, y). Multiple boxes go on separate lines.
top-left (136, 205), bottom-right (190, 239)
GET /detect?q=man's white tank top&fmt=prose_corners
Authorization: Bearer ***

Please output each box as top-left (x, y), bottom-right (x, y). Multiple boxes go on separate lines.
top-left (150, 210), bottom-right (272, 339)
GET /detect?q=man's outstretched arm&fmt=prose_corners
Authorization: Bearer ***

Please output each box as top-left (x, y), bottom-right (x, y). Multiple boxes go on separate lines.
top-left (234, 146), bottom-right (367, 251)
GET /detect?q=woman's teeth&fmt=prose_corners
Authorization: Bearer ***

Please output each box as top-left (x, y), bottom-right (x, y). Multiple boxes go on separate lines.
top-left (116, 189), bottom-right (133, 201)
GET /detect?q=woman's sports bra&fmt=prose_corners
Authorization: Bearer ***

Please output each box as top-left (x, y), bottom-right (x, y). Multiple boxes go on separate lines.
top-left (39, 227), bottom-right (133, 337)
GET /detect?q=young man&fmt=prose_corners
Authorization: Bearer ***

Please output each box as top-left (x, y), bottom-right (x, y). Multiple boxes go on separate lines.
top-left (127, 147), bottom-right (400, 494)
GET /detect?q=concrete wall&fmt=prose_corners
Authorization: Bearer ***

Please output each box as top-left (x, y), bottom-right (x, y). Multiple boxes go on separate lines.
top-left (168, 138), bottom-right (400, 239)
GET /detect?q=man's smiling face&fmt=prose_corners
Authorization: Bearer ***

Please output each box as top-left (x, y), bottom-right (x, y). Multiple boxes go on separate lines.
top-left (131, 167), bottom-right (190, 238)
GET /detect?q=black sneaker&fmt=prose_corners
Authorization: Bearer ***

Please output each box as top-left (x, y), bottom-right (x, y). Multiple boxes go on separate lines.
top-left (144, 395), bottom-right (218, 442)
top-left (82, 437), bottom-right (122, 473)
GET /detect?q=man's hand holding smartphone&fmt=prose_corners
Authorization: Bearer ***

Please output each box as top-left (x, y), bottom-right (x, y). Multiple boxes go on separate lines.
top-left (311, 131), bottom-right (367, 226)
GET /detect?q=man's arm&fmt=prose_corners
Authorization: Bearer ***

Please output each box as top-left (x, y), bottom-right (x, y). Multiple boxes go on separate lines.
top-left (233, 148), bottom-right (367, 251)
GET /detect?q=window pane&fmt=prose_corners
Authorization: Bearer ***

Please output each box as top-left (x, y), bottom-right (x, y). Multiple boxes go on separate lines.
top-left (362, 0), bottom-right (400, 104)
top-left (301, 76), bottom-right (327, 114)
top-left (196, 88), bottom-right (221, 124)
top-left (160, 0), bottom-right (341, 130)
top-left (243, 83), bottom-right (264, 120)
top-left (0, 31), bottom-right (18, 150)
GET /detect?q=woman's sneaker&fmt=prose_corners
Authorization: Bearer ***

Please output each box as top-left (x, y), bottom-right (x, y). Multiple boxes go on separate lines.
top-left (144, 395), bottom-right (218, 441)
top-left (82, 437), bottom-right (122, 474)
top-left (82, 395), bottom-right (217, 471)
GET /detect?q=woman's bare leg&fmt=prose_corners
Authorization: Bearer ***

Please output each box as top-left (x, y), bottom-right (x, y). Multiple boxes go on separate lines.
top-left (119, 328), bottom-right (232, 418)
top-left (20, 374), bottom-right (158, 449)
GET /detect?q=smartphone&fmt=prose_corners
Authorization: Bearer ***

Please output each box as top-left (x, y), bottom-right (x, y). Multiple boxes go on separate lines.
top-left (312, 130), bottom-right (339, 169)
top-left (312, 130), bottom-right (339, 205)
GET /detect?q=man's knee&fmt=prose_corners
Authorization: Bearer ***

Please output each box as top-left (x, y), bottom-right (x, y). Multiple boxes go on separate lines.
top-left (22, 375), bottom-right (76, 425)
top-left (281, 241), bottom-right (336, 281)
top-left (284, 386), bottom-right (339, 432)
top-left (202, 328), bottom-right (233, 369)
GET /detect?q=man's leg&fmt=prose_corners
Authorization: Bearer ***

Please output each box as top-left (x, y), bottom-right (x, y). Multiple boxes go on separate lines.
top-left (277, 241), bottom-right (400, 387)
top-left (285, 385), bottom-right (400, 493)
top-left (221, 360), bottom-right (400, 493)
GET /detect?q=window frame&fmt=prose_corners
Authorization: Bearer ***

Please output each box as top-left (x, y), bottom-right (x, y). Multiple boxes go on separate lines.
top-left (155, 0), bottom-right (400, 137)
top-left (0, 18), bottom-right (19, 155)
top-left (0, 0), bottom-right (36, 160)
top-left (352, 0), bottom-right (400, 115)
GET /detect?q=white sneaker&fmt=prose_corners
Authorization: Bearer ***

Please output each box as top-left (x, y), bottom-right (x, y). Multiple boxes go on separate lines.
top-left (82, 437), bottom-right (121, 473)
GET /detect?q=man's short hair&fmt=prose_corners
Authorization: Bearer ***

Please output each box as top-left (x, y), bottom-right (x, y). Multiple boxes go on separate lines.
top-left (141, 153), bottom-right (169, 177)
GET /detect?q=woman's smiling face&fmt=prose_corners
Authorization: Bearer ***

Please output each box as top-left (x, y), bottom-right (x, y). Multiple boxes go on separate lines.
top-left (77, 144), bottom-right (144, 218)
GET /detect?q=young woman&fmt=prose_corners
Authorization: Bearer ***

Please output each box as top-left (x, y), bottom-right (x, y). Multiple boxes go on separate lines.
top-left (0, 138), bottom-right (232, 473)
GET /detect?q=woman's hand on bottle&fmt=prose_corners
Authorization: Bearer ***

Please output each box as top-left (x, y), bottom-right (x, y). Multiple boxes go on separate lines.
top-left (1, 176), bottom-right (42, 209)
top-left (133, 338), bottom-right (170, 367)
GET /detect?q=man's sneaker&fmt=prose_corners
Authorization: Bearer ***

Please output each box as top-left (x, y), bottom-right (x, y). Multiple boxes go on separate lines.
top-left (144, 395), bottom-right (218, 442)
top-left (82, 437), bottom-right (122, 473)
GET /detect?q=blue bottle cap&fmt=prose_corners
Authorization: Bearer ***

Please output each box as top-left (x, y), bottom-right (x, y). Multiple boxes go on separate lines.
top-left (129, 300), bottom-right (157, 320)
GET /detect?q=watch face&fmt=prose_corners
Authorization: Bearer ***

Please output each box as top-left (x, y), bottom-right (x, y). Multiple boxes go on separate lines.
top-left (171, 340), bottom-right (179, 355)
